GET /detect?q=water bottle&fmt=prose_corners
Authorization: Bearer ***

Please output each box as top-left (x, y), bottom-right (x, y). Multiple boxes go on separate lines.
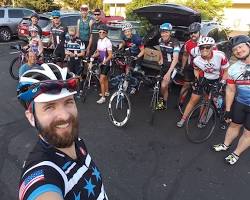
top-left (217, 95), bottom-right (223, 109)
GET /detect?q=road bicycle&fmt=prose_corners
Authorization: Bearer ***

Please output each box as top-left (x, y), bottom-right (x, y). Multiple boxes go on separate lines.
top-left (9, 44), bottom-right (27, 80)
top-left (78, 57), bottom-right (100, 103)
top-left (185, 81), bottom-right (227, 143)
top-left (108, 48), bottom-right (145, 127)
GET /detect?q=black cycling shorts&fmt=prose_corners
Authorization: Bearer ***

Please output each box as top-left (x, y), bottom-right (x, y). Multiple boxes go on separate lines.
top-left (100, 64), bottom-right (110, 75)
top-left (231, 100), bottom-right (250, 131)
top-left (192, 78), bottom-right (219, 96)
top-left (183, 66), bottom-right (195, 82)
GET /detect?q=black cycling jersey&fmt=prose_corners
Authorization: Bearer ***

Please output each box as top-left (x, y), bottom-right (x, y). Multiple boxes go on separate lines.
top-left (19, 138), bottom-right (108, 200)
top-left (91, 20), bottom-right (104, 54)
top-left (51, 23), bottom-right (68, 48)
top-left (159, 37), bottom-right (180, 66)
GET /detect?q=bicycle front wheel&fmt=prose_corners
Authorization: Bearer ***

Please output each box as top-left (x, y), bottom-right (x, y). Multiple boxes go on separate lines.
top-left (9, 57), bottom-right (21, 80)
top-left (185, 102), bottom-right (217, 143)
top-left (108, 90), bottom-right (131, 127)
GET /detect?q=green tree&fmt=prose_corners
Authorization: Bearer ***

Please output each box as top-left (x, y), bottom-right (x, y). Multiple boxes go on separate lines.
top-left (15, 0), bottom-right (60, 12)
top-left (61, 0), bottom-right (103, 10)
top-left (176, 0), bottom-right (232, 22)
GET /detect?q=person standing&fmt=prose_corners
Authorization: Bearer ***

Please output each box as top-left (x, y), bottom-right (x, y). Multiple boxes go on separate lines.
top-left (89, 8), bottom-right (104, 55)
top-left (29, 13), bottom-right (42, 38)
top-left (77, 4), bottom-right (94, 56)
top-left (17, 63), bottom-right (108, 199)
top-left (213, 35), bottom-right (250, 165)
top-left (91, 25), bottom-right (113, 104)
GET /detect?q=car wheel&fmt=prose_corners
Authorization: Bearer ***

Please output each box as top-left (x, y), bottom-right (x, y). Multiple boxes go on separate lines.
top-left (0, 27), bottom-right (12, 42)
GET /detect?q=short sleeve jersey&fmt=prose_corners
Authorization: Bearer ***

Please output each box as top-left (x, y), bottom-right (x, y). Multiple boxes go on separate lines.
top-left (19, 138), bottom-right (108, 200)
top-left (97, 37), bottom-right (112, 65)
top-left (28, 36), bottom-right (41, 55)
top-left (184, 39), bottom-right (199, 65)
top-left (122, 34), bottom-right (144, 56)
top-left (65, 36), bottom-right (85, 60)
top-left (227, 61), bottom-right (250, 106)
top-left (51, 24), bottom-right (68, 47)
top-left (193, 50), bottom-right (229, 80)
top-left (159, 37), bottom-right (180, 65)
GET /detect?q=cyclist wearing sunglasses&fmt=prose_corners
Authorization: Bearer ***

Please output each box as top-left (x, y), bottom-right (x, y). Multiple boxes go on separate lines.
top-left (156, 22), bottom-right (180, 110)
top-left (179, 22), bottom-right (201, 100)
top-left (65, 26), bottom-right (85, 75)
top-left (50, 10), bottom-right (68, 66)
top-left (77, 4), bottom-right (94, 56)
top-left (119, 22), bottom-right (144, 72)
top-left (89, 8), bottom-right (104, 55)
top-left (91, 24), bottom-right (113, 104)
top-left (177, 36), bottom-right (229, 128)
top-left (213, 35), bottom-right (250, 165)
top-left (17, 63), bottom-right (108, 200)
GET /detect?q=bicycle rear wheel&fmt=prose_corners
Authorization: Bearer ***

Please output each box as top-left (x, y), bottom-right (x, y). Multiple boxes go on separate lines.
top-left (108, 90), bottom-right (131, 127)
top-left (9, 57), bottom-right (21, 80)
top-left (178, 87), bottom-right (192, 115)
top-left (185, 102), bottom-right (217, 143)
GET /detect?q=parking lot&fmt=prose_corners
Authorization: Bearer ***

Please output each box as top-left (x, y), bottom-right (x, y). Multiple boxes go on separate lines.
top-left (0, 40), bottom-right (250, 200)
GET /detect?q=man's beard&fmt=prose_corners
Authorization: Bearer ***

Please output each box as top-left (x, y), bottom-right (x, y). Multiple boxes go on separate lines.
top-left (34, 113), bottom-right (79, 148)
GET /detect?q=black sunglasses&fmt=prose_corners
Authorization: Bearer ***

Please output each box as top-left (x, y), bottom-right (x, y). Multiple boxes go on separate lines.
top-left (53, 17), bottom-right (59, 19)
top-left (199, 45), bottom-right (212, 50)
top-left (190, 31), bottom-right (199, 35)
top-left (94, 13), bottom-right (101, 16)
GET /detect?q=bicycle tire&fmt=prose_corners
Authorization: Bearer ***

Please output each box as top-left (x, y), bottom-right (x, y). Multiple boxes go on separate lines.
top-left (177, 87), bottom-right (192, 115)
top-left (80, 76), bottom-right (89, 103)
top-left (108, 90), bottom-right (131, 127)
top-left (149, 90), bottom-right (159, 125)
top-left (9, 57), bottom-right (21, 80)
top-left (185, 102), bottom-right (217, 143)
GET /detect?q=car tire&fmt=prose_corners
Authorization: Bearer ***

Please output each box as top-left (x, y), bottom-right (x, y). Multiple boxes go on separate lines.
top-left (0, 27), bottom-right (12, 42)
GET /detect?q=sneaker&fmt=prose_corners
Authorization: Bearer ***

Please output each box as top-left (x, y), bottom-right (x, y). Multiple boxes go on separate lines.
top-left (130, 87), bottom-right (136, 95)
top-left (99, 92), bottom-right (110, 97)
top-left (96, 97), bottom-right (106, 104)
top-left (213, 143), bottom-right (229, 152)
top-left (156, 99), bottom-right (166, 110)
top-left (225, 153), bottom-right (239, 165)
top-left (197, 122), bottom-right (206, 128)
top-left (177, 119), bottom-right (185, 128)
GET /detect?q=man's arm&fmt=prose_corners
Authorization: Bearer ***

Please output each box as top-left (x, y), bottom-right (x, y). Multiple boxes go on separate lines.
top-left (76, 19), bottom-right (80, 38)
top-left (225, 83), bottom-right (236, 112)
top-left (182, 50), bottom-right (188, 69)
top-left (137, 45), bottom-right (144, 58)
top-left (167, 52), bottom-right (179, 74)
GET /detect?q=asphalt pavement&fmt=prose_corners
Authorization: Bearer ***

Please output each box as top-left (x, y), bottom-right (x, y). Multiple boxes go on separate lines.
top-left (0, 41), bottom-right (249, 200)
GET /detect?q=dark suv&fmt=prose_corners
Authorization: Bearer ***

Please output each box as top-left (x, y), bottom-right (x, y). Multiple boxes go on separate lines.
top-left (134, 3), bottom-right (231, 70)
top-left (0, 7), bottom-right (35, 42)
top-left (18, 12), bottom-right (81, 46)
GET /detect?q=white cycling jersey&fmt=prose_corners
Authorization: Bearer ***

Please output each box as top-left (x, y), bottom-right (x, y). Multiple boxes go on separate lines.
top-left (193, 50), bottom-right (229, 80)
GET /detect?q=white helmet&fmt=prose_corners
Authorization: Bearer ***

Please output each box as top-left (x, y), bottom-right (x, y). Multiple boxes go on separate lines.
top-left (29, 26), bottom-right (38, 32)
top-left (17, 63), bottom-right (77, 109)
top-left (198, 36), bottom-right (215, 46)
top-left (122, 23), bottom-right (133, 31)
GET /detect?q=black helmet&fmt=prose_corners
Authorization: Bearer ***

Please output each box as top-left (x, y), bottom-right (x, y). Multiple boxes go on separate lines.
top-left (98, 24), bottom-right (108, 33)
top-left (188, 22), bottom-right (201, 33)
top-left (31, 13), bottom-right (39, 19)
top-left (230, 35), bottom-right (250, 48)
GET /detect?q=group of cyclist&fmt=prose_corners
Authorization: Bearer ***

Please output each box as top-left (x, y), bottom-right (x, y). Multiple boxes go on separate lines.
top-left (17, 5), bottom-right (250, 166)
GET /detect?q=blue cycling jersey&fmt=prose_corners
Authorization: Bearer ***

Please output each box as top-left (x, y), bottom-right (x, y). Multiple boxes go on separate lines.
top-left (122, 34), bottom-right (143, 56)
top-left (228, 60), bottom-right (250, 106)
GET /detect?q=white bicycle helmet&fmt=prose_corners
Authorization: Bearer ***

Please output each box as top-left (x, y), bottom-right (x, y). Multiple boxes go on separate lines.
top-left (17, 63), bottom-right (77, 109)
top-left (29, 26), bottom-right (38, 32)
top-left (198, 36), bottom-right (215, 46)
top-left (122, 23), bottom-right (133, 31)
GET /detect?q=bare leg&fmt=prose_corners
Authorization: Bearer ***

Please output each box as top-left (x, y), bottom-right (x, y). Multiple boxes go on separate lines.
top-left (104, 76), bottom-right (109, 93)
top-left (233, 129), bottom-right (250, 156)
top-left (224, 122), bottom-right (242, 147)
top-left (182, 93), bottom-right (200, 119)
top-left (99, 75), bottom-right (105, 97)
top-left (161, 79), bottom-right (170, 102)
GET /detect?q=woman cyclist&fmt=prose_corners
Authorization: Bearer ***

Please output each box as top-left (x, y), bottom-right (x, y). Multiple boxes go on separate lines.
top-left (176, 37), bottom-right (229, 127)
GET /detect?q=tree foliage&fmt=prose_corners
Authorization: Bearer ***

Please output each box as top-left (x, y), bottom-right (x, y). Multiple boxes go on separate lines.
top-left (61, 0), bottom-right (103, 10)
top-left (15, 0), bottom-right (60, 12)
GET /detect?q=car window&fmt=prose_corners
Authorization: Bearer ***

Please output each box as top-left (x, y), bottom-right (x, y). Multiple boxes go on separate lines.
top-left (217, 29), bottom-right (228, 42)
top-left (207, 28), bottom-right (218, 42)
top-left (0, 10), bottom-right (4, 18)
top-left (38, 18), bottom-right (50, 28)
top-left (20, 18), bottom-right (31, 25)
top-left (23, 9), bottom-right (34, 17)
top-left (108, 29), bottom-right (122, 40)
top-left (61, 16), bottom-right (80, 27)
top-left (8, 9), bottom-right (23, 18)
